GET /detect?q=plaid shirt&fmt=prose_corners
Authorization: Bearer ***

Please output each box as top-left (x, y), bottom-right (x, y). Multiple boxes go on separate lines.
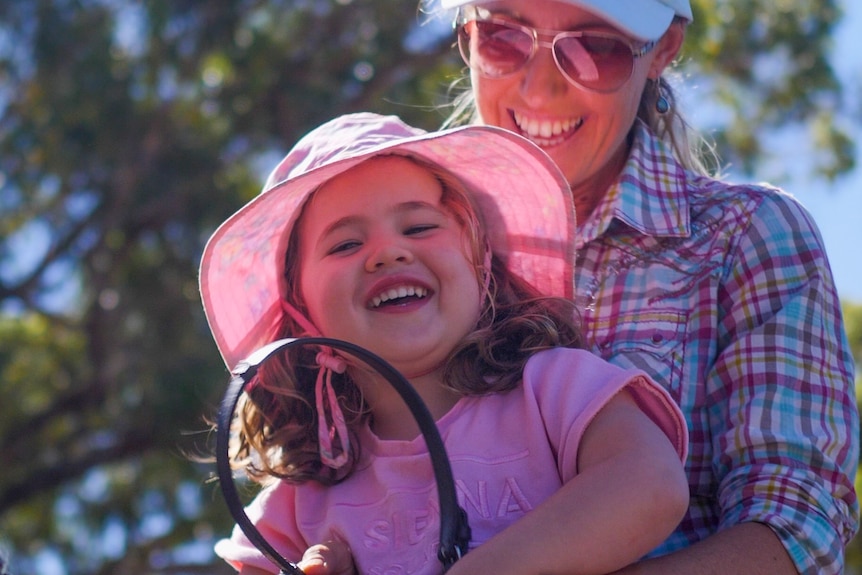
top-left (574, 122), bottom-right (859, 574)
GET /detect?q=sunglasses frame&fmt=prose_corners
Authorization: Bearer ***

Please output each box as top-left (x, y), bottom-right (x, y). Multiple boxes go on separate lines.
top-left (456, 12), bottom-right (657, 93)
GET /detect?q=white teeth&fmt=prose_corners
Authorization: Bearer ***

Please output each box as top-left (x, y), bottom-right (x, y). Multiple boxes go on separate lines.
top-left (371, 285), bottom-right (428, 308)
top-left (513, 112), bottom-right (582, 141)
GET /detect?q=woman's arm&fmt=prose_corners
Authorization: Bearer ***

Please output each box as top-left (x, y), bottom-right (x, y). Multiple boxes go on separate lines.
top-left (610, 521), bottom-right (796, 574)
top-left (445, 389), bottom-right (689, 575)
top-left (617, 192), bottom-right (857, 575)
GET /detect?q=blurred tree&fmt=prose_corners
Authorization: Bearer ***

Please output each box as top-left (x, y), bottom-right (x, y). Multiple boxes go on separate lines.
top-left (0, 1), bottom-right (453, 572)
top-left (846, 303), bottom-right (862, 369)
top-left (0, 0), bottom-right (856, 573)
top-left (843, 301), bottom-right (862, 574)
top-left (683, 0), bottom-right (855, 178)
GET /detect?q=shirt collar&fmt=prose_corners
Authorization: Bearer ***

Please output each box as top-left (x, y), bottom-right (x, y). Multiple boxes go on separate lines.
top-left (577, 121), bottom-right (690, 246)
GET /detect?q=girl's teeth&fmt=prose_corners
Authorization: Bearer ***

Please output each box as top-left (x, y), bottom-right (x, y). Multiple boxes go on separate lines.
top-left (371, 286), bottom-right (427, 308)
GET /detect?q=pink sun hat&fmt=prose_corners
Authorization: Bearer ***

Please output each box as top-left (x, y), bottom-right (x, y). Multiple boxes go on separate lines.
top-left (199, 113), bottom-right (577, 369)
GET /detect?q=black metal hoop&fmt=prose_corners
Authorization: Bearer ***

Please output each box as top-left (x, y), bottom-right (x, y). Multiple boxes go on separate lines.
top-left (216, 337), bottom-right (471, 574)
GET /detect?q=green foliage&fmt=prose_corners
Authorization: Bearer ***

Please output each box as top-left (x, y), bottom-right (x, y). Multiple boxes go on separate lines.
top-left (682, 0), bottom-right (854, 179)
top-left (0, 0), bottom-right (858, 573)
top-left (843, 300), bottom-right (862, 573)
top-left (843, 301), bottom-right (862, 371)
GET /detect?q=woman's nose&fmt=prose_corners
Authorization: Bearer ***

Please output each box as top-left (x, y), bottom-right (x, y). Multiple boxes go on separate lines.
top-left (365, 240), bottom-right (414, 272)
top-left (520, 44), bottom-right (569, 105)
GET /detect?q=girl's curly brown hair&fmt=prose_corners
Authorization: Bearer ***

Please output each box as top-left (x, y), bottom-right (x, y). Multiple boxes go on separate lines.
top-left (228, 157), bottom-right (583, 486)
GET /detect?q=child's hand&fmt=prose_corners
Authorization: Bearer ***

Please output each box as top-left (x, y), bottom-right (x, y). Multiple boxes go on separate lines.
top-left (297, 541), bottom-right (356, 575)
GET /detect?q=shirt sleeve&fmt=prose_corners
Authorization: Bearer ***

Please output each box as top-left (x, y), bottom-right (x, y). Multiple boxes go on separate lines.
top-left (214, 481), bottom-right (308, 572)
top-left (710, 189), bottom-right (859, 575)
top-left (524, 347), bottom-right (688, 479)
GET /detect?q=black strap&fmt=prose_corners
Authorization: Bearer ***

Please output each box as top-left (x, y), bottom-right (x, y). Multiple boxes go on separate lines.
top-left (216, 337), bottom-right (471, 574)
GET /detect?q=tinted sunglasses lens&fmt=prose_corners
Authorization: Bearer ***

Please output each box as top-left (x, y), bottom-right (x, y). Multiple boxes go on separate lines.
top-left (459, 20), bottom-right (533, 77)
top-left (554, 35), bottom-right (634, 91)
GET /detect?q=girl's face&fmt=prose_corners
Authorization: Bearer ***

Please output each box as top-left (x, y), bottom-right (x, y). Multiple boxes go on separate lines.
top-left (466, 0), bottom-right (680, 217)
top-left (297, 156), bottom-right (482, 377)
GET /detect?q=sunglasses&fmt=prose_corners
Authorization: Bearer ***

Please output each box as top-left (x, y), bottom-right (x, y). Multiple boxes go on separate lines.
top-left (456, 16), bottom-right (656, 93)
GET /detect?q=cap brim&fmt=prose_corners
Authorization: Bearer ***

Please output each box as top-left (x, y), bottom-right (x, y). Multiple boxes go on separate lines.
top-left (442, 0), bottom-right (684, 40)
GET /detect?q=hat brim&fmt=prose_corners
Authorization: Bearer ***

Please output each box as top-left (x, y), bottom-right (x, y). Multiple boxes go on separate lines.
top-left (200, 125), bottom-right (576, 368)
top-left (442, 0), bottom-right (690, 41)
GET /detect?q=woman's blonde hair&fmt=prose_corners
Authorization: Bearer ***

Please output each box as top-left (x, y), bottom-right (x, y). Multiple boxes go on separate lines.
top-left (442, 17), bottom-right (718, 176)
top-left (228, 156), bottom-right (583, 486)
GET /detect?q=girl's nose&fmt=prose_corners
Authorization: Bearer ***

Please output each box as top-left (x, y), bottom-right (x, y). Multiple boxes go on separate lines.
top-left (365, 241), bottom-right (414, 272)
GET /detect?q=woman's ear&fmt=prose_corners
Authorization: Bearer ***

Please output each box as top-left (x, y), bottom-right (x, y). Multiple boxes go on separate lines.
top-left (648, 21), bottom-right (686, 79)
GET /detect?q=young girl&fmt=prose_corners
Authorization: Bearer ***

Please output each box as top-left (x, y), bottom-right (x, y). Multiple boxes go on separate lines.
top-left (199, 113), bottom-right (690, 575)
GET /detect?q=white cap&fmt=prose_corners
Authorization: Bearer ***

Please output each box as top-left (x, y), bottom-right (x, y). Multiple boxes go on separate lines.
top-left (441, 0), bottom-right (693, 41)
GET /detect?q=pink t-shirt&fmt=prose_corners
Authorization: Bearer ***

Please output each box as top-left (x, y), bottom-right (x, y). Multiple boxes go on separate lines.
top-left (216, 347), bottom-right (688, 574)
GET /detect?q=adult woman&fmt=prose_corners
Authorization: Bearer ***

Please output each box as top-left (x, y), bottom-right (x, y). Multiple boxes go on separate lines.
top-left (434, 0), bottom-right (859, 573)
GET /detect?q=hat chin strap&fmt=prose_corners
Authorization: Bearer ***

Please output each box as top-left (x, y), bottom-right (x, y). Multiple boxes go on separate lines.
top-left (313, 351), bottom-right (350, 468)
top-left (279, 239), bottom-right (491, 467)
top-left (279, 300), bottom-right (441, 462)
top-left (280, 301), bottom-right (350, 469)
top-left (219, 336), bottom-right (472, 573)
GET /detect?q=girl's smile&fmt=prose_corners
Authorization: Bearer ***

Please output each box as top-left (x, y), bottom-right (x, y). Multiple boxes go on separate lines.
top-left (297, 155), bottom-right (483, 379)
top-left (367, 278), bottom-right (431, 310)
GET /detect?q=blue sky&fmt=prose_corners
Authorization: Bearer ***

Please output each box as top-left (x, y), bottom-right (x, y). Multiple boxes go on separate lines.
top-left (687, 0), bottom-right (862, 303)
top-left (781, 0), bottom-right (862, 303)
top-left (3, 2), bottom-right (859, 309)
top-left (804, 0), bottom-right (862, 303)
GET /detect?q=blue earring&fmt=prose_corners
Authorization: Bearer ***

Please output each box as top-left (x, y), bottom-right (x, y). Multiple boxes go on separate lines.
top-left (655, 82), bottom-right (669, 114)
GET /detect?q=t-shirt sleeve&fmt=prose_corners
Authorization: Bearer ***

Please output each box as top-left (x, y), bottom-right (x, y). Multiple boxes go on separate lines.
top-left (214, 481), bottom-right (308, 572)
top-left (523, 347), bottom-right (688, 478)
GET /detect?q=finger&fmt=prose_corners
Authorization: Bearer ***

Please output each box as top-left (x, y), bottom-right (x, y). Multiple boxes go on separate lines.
top-left (297, 541), bottom-right (354, 575)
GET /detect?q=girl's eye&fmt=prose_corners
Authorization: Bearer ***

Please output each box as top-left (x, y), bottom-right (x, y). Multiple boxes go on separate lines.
top-left (405, 223), bottom-right (439, 236)
top-left (327, 240), bottom-right (362, 255)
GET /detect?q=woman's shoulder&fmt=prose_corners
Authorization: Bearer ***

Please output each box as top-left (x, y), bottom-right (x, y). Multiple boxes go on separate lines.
top-left (691, 174), bottom-right (815, 222)
top-left (686, 174), bottom-right (824, 245)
